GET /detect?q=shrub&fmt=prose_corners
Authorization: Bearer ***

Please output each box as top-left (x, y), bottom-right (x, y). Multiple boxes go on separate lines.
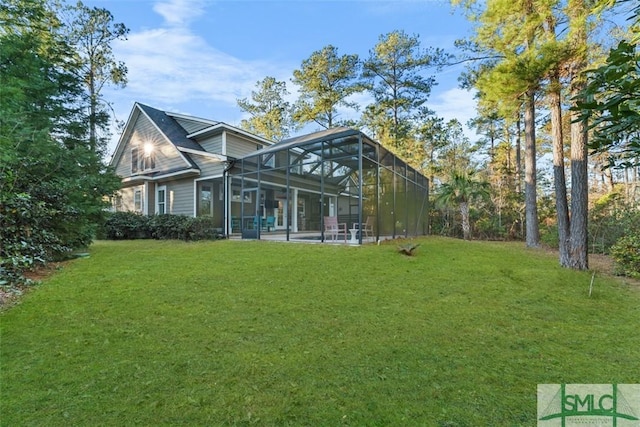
top-left (610, 234), bottom-right (640, 278)
top-left (151, 215), bottom-right (222, 241)
top-left (1, 192), bottom-right (70, 286)
top-left (540, 225), bottom-right (559, 249)
top-left (589, 190), bottom-right (640, 254)
top-left (102, 212), bottom-right (151, 240)
top-left (102, 213), bottom-right (222, 242)
top-left (475, 216), bottom-right (506, 240)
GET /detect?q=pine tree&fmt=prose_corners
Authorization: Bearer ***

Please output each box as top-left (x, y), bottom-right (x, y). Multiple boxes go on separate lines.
top-left (237, 77), bottom-right (293, 141)
top-left (291, 45), bottom-right (363, 129)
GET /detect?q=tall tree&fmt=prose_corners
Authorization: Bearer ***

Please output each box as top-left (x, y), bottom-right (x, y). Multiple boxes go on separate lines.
top-left (62, 1), bottom-right (129, 154)
top-left (237, 76), bottom-right (293, 141)
top-left (291, 45), bottom-right (363, 129)
top-left (460, 0), bottom-right (552, 247)
top-left (414, 113), bottom-right (449, 188)
top-left (0, 0), bottom-right (120, 286)
top-left (542, 9), bottom-right (573, 266)
top-left (361, 30), bottom-right (446, 156)
top-left (566, 0), bottom-right (591, 269)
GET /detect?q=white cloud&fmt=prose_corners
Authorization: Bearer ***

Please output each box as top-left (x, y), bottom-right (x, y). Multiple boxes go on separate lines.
top-left (430, 87), bottom-right (479, 140)
top-left (111, 27), bottom-right (292, 115)
top-left (152, 0), bottom-right (205, 27)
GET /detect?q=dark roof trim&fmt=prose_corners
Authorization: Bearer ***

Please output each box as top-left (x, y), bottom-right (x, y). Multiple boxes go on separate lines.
top-left (137, 103), bottom-right (205, 153)
top-left (247, 127), bottom-right (361, 156)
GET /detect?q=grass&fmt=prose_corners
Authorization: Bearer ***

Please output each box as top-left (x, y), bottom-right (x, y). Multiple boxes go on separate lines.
top-left (1, 237), bottom-right (639, 426)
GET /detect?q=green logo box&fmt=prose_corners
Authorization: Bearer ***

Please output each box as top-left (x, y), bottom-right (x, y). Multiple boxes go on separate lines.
top-left (538, 384), bottom-right (640, 427)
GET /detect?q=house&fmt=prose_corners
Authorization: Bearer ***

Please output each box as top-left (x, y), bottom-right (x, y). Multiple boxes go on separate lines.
top-left (110, 102), bottom-right (429, 243)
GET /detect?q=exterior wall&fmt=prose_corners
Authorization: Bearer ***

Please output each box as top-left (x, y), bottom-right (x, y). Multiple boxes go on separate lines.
top-left (115, 113), bottom-right (187, 178)
top-left (117, 180), bottom-right (194, 216)
top-left (113, 106), bottom-right (276, 220)
top-left (117, 184), bottom-right (145, 213)
top-left (226, 133), bottom-right (264, 158)
top-left (191, 155), bottom-right (225, 177)
top-left (147, 182), bottom-right (156, 215)
top-left (162, 179), bottom-right (194, 216)
top-left (197, 134), bottom-right (223, 154)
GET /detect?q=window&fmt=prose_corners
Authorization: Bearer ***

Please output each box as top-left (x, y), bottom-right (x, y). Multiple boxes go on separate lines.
top-left (156, 186), bottom-right (167, 214)
top-left (198, 184), bottom-right (213, 216)
top-left (231, 188), bottom-right (251, 203)
top-left (131, 145), bottom-right (155, 173)
top-left (112, 193), bottom-right (123, 211)
top-left (131, 148), bottom-right (139, 173)
top-left (134, 188), bottom-right (143, 212)
top-left (262, 153), bottom-right (275, 168)
top-left (142, 150), bottom-right (155, 170)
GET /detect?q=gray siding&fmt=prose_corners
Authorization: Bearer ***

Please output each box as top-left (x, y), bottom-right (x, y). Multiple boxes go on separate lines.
top-left (164, 180), bottom-right (194, 216)
top-left (117, 185), bottom-right (144, 213)
top-left (226, 133), bottom-right (264, 158)
top-left (115, 113), bottom-right (187, 178)
top-left (192, 156), bottom-right (225, 177)
top-left (198, 134), bottom-right (223, 154)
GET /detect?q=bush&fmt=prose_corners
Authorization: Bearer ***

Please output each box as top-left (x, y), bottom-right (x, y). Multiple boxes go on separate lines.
top-left (102, 212), bottom-right (151, 240)
top-left (540, 225), bottom-right (559, 249)
top-left (102, 212), bottom-right (222, 242)
top-left (475, 216), bottom-right (506, 240)
top-left (1, 192), bottom-right (76, 287)
top-left (589, 190), bottom-right (640, 254)
top-left (610, 234), bottom-right (640, 278)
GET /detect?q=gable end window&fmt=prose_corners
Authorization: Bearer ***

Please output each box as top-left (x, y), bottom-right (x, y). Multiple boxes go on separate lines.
top-left (131, 147), bottom-right (139, 173)
top-left (131, 146), bottom-right (156, 174)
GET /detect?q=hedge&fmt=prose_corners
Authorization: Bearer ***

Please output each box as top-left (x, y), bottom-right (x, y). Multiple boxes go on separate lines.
top-left (101, 212), bottom-right (223, 242)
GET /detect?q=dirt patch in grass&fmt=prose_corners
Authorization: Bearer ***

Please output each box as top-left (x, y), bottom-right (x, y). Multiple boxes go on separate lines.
top-left (590, 253), bottom-right (640, 291)
top-left (0, 262), bottom-right (66, 310)
top-left (539, 247), bottom-right (640, 291)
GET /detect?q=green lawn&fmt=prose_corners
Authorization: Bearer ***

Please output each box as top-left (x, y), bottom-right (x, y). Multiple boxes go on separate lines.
top-left (1, 238), bottom-right (638, 426)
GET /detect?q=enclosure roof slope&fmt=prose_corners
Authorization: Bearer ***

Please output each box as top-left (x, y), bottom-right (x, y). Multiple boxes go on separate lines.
top-left (247, 127), bottom-right (363, 156)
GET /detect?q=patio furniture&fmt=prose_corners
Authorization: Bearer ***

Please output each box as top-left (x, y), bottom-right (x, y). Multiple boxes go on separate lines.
top-left (324, 216), bottom-right (347, 243)
top-left (231, 216), bottom-right (240, 232)
top-left (263, 216), bottom-right (276, 231)
top-left (353, 216), bottom-right (375, 239)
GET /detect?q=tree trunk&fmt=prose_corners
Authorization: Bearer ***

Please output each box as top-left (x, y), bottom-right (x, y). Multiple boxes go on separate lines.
top-left (515, 115), bottom-right (522, 194)
top-left (460, 201), bottom-right (471, 240)
top-left (89, 69), bottom-right (97, 152)
top-left (567, 0), bottom-right (589, 270)
top-left (524, 91), bottom-right (540, 247)
top-left (569, 109), bottom-right (589, 269)
top-left (549, 73), bottom-right (571, 266)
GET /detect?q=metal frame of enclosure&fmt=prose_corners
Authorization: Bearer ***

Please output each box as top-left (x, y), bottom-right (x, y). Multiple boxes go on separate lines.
top-left (226, 128), bottom-right (429, 244)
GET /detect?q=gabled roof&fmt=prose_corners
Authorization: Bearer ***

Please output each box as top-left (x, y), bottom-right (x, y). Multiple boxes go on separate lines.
top-left (136, 103), bottom-right (206, 153)
top-left (109, 102), bottom-right (204, 169)
top-left (110, 102), bottom-right (274, 168)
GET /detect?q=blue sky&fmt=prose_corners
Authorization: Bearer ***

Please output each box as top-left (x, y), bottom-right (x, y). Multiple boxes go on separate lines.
top-left (83, 0), bottom-right (479, 157)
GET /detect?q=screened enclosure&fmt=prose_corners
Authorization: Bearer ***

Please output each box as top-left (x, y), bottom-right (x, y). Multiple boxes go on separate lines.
top-left (226, 128), bottom-right (429, 244)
